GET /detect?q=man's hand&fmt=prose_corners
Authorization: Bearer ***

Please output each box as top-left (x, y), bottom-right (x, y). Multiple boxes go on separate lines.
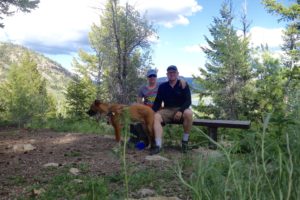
top-left (173, 111), bottom-right (183, 121)
top-left (179, 79), bottom-right (186, 89)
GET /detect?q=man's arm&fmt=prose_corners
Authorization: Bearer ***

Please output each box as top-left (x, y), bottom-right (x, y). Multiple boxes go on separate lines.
top-left (179, 84), bottom-right (191, 112)
top-left (137, 86), bottom-right (144, 104)
top-left (152, 85), bottom-right (163, 112)
top-left (137, 97), bottom-right (143, 104)
top-left (179, 79), bottom-right (186, 89)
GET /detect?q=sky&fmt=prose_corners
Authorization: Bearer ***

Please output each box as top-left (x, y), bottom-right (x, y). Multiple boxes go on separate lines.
top-left (0, 0), bottom-right (289, 77)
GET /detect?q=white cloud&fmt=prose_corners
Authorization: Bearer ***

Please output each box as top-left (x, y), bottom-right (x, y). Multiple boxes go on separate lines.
top-left (125, 0), bottom-right (202, 28)
top-left (183, 44), bottom-right (202, 53)
top-left (0, 0), bottom-right (102, 54)
top-left (238, 27), bottom-right (284, 48)
top-left (0, 0), bottom-right (202, 55)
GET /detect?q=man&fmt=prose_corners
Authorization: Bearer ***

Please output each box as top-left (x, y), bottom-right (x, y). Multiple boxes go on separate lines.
top-left (131, 68), bottom-right (187, 149)
top-left (151, 65), bottom-right (193, 155)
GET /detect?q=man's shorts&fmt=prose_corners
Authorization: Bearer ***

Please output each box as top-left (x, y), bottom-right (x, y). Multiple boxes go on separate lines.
top-left (157, 107), bottom-right (182, 124)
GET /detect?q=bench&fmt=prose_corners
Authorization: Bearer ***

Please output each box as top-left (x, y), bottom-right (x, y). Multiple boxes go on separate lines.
top-left (170, 119), bottom-right (251, 149)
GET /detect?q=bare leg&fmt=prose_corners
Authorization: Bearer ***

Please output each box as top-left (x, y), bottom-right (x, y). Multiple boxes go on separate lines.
top-left (183, 109), bottom-right (193, 134)
top-left (153, 112), bottom-right (163, 147)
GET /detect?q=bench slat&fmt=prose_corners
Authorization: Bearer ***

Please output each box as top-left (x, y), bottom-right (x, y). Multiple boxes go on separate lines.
top-left (168, 119), bottom-right (251, 149)
top-left (193, 119), bottom-right (251, 129)
top-left (170, 119), bottom-right (251, 129)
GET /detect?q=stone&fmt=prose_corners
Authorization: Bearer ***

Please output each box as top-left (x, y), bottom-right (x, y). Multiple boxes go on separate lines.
top-left (32, 188), bottom-right (45, 196)
top-left (69, 168), bottom-right (80, 175)
top-left (73, 179), bottom-right (83, 183)
top-left (145, 155), bottom-right (170, 162)
top-left (43, 163), bottom-right (59, 167)
top-left (13, 143), bottom-right (36, 152)
top-left (137, 188), bottom-right (156, 197)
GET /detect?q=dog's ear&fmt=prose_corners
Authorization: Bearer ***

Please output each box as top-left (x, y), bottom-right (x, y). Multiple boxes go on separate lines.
top-left (94, 99), bottom-right (101, 106)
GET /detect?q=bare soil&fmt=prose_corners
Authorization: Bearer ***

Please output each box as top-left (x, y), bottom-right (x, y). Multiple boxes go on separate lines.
top-left (0, 128), bottom-right (193, 199)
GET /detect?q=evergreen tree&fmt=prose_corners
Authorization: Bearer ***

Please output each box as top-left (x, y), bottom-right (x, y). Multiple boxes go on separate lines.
top-left (195, 0), bottom-right (252, 120)
top-left (251, 47), bottom-right (286, 119)
top-left (72, 49), bottom-right (110, 101)
top-left (4, 52), bottom-right (51, 127)
top-left (65, 74), bottom-right (96, 118)
top-left (0, 0), bottom-right (40, 28)
top-left (262, 0), bottom-right (300, 117)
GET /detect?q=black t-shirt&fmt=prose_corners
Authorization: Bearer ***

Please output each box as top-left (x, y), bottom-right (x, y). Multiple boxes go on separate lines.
top-left (152, 79), bottom-right (191, 112)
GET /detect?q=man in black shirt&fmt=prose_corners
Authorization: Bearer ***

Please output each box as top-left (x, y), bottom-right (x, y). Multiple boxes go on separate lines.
top-left (151, 65), bottom-right (193, 155)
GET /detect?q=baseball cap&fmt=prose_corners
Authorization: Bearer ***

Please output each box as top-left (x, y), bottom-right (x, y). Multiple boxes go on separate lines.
top-left (167, 65), bottom-right (178, 72)
top-left (146, 69), bottom-right (157, 77)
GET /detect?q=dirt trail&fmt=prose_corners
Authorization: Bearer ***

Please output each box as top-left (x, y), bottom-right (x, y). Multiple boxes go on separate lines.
top-left (0, 129), bottom-right (188, 199)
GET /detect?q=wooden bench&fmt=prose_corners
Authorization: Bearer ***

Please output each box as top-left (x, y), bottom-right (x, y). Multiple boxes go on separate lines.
top-left (170, 119), bottom-right (251, 149)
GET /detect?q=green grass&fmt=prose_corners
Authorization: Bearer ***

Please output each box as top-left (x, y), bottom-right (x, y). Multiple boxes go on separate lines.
top-left (27, 117), bottom-right (113, 135)
top-left (176, 117), bottom-right (300, 200)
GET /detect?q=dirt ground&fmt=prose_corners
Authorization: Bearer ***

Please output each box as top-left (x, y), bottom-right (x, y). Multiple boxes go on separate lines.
top-left (0, 128), bottom-right (197, 199)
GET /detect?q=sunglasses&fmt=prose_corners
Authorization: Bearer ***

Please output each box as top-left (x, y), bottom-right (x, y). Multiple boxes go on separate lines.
top-left (148, 75), bottom-right (157, 78)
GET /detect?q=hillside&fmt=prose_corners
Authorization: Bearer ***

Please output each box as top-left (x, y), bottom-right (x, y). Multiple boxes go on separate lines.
top-left (0, 42), bottom-right (74, 111)
top-left (157, 76), bottom-right (202, 91)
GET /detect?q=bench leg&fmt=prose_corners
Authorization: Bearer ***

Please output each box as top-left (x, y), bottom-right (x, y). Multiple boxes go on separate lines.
top-left (208, 127), bottom-right (217, 149)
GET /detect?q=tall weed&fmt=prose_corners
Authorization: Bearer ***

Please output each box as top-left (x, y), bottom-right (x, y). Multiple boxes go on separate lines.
top-left (177, 114), bottom-right (300, 200)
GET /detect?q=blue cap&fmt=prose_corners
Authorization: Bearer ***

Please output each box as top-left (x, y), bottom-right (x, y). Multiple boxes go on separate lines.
top-left (146, 69), bottom-right (157, 77)
top-left (167, 65), bottom-right (178, 72)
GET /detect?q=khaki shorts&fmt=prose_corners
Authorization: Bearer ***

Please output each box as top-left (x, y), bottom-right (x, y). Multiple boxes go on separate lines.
top-left (157, 107), bottom-right (182, 124)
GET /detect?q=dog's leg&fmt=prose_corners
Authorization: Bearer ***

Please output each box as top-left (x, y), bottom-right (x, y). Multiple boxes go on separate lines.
top-left (144, 116), bottom-right (155, 148)
top-left (111, 116), bottom-right (121, 142)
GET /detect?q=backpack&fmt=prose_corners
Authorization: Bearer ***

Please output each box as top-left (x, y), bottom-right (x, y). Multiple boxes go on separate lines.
top-left (128, 123), bottom-right (149, 148)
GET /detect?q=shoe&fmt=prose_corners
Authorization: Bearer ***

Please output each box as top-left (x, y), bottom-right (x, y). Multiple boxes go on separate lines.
top-left (150, 145), bottom-right (160, 155)
top-left (181, 140), bottom-right (189, 153)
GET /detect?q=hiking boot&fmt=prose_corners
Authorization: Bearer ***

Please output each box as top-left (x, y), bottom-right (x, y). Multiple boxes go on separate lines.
top-left (181, 140), bottom-right (189, 153)
top-left (150, 145), bottom-right (160, 155)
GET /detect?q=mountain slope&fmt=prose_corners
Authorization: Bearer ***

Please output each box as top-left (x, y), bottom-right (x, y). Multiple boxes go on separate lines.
top-left (0, 42), bottom-right (74, 111)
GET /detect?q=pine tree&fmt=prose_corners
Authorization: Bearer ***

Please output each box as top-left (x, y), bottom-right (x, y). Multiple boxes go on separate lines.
top-left (65, 75), bottom-right (96, 118)
top-left (4, 52), bottom-right (51, 127)
top-left (251, 47), bottom-right (286, 118)
top-left (195, 0), bottom-right (252, 120)
top-left (262, 0), bottom-right (300, 117)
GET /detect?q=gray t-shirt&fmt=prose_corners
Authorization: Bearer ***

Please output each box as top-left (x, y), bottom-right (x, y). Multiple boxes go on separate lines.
top-left (138, 83), bottom-right (160, 108)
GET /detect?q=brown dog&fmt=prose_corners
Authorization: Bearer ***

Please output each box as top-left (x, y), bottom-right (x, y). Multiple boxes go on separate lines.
top-left (87, 100), bottom-right (155, 147)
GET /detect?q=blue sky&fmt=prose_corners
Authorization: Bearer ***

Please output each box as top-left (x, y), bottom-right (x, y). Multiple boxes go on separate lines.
top-left (0, 0), bottom-right (288, 77)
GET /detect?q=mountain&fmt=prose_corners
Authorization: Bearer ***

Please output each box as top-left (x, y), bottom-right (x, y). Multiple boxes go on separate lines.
top-left (157, 76), bottom-right (202, 91)
top-left (0, 42), bottom-right (75, 111)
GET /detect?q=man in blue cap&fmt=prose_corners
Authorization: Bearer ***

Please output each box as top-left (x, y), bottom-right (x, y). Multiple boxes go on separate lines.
top-left (150, 65), bottom-right (193, 155)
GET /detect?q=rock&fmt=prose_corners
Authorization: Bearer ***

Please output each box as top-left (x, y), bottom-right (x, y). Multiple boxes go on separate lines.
top-left (13, 143), bottom-right (36, 152)
top-left (43, 163), bottom-right (59, 167)
top-left (73, 179), bottom-right (83, 183)
top-left (145, 155), bottom-right (170, 162)
top-left (29, 139), bottom-right (36, 143)
top-left (32, 188), bottom-right (45, 197)
top-left (127, 197), bottom-right (181, 200)
top-left (192, 147), bottom-right (223, 159)
top-left (137, 188), bottom-right (155, 197)
top-left (103, 135), bottom-right (114, 139)
top-left (69, 168), bottom-right (80, 175)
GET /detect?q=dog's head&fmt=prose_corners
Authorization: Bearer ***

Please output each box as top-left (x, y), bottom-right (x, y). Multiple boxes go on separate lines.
top-left (87, 100), bottom-right (109, 117)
